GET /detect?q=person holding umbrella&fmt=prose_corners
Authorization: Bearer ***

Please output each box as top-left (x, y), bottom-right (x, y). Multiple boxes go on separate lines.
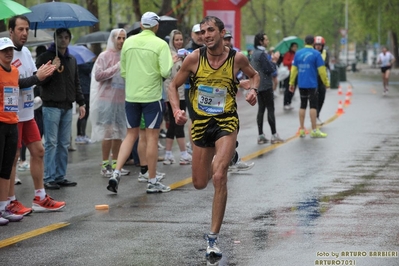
top-left (36, 28), bottom-right (86, 189)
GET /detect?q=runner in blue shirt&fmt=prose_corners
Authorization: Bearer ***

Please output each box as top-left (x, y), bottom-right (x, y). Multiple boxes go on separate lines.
top-left (289, 35), bottom-right (329, 138)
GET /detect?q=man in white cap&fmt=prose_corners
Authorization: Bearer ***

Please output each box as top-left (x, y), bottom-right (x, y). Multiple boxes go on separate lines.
top-left (108, 12), bottom-right (173, 194)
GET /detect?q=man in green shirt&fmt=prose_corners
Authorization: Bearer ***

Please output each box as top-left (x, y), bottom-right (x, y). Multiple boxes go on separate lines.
top-left (107, 12), bottom-right (173, 194)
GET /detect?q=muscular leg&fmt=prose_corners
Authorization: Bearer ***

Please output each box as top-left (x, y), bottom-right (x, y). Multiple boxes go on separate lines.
top-left (144, 128), bottom-right (160, 179)
top-left (115, 128), bottom-right (139, 171)
top-left (27, 141), bottom-right (45, 190)
top-left (310, 108), bottom-right (318, 130)
top-left (299, 108), bottom-right (306, 129)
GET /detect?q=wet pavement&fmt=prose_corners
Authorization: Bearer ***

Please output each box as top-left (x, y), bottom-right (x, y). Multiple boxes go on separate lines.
top-left (0, 69), bottom-right (398, 266)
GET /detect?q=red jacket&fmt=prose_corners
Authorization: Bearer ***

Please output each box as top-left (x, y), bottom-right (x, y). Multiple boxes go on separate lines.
top-left (283, 51), bottom-right (295, 70)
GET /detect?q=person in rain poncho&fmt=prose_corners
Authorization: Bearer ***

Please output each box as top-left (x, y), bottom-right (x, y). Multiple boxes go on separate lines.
top-left (90, 29), bottom-right (129, 177)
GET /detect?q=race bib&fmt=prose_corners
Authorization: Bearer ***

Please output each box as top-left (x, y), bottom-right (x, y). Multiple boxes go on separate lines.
top-left (3, 86), bottom-right (19, 112)
top-left (197, 85), bottom-right (226, 114)
top-left (21, 87), bottom-right (34, 108)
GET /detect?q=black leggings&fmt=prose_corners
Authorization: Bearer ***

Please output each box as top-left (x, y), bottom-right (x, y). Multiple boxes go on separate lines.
top-left (283, 74), bottom-right (297, 105)
top-left (77, 93), bottom-right (90, 136)
top-left (166, 100), bottom-right (187, 139)
top-left (317, 84), bottom-right (326, 118)
top-left (257, 89), bottom-right (277, 135)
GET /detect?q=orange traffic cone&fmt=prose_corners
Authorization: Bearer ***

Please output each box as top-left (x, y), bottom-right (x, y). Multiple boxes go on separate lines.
top-left (338, 85), bottom-right (343, 95)
top-left (336, 100), bottom-right (344, 115)
top-left (346, 86), bottom-right (352, 96)
top-left (344, 95), bottom-right (351, 106)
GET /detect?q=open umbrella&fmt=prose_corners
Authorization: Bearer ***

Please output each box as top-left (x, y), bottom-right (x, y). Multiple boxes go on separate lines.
top-left (24, 1), bottom-right (98, 70)
top-left (75, 31), bottom-right (110, 45)
top-left (25, 1), bottom-right (98, 30)
top-left (274, 36), bottom-right (304, 55)
top-left (68, 45), bottom-right (95, 65)
top-left (0, 29), bottom-right (53, 47)
top-left (0, 0), bottom-right (31, 20)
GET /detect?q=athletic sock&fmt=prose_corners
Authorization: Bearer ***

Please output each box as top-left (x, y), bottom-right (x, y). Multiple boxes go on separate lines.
top-left (35, 188), bottom-right (46, 200)
top-left (140, 165), bottom-right (148, 175)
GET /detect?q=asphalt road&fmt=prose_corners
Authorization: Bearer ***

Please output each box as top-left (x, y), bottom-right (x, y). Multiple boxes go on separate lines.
top-left (0, 69), bottom-right (398, 266)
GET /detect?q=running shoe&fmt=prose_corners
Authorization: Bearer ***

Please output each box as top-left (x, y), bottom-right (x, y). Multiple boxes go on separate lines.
top-left (6, 200), bottom-right (32, 216)
top-left (0, 216), bottom-right (9, 226)
top-left (179, 154), bottom-right (192, 165)
top-left (257, 134), bottom-right (268, 144)
top-left (32, 195), bottom-right (66, 212)
top-left (146, 182), bottom-right (171, 193)
top-left (17, 161), bottom-right (30, 172)
top-left (0, 209), bottom-right (23, 222)
top-left (271, 133), bottom-right (284, 144)
top-left (75, 136), bottom-right (87, 144)
top-left (15, 174), bottom-right (22, 185)
top-left (163, 155), bottom-right (176, 165)
top-left (101, 164), bottom-right (113, 177)
top-left (284, 104), bottom-right (293, 110)
top-left (186, 142), bottom-right (193, 155)
top-left (204, 234), bottom-right (222, 258)
top-left (159, 129), bottom-right (167, 138)
top-left (138, 171), bottom-right (165, 183)
top-left (310, 129), bottom-right (327, 138)
top-left (228, 160), bottom-right (255, 172)
top-left (158, 141), bottom-right (165, 150)
top-left (107, 172), bottom-right (121, 193)
top-left (111, 161), bottom-right (130, 176)
top-left (299, 129), bottom-right (306, 138)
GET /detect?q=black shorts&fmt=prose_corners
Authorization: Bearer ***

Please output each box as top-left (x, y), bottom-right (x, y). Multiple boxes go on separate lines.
top-left (299, 88), bottom-right (318, 109)
top-left (381, 66), bottom-right (391, 73)
top-left (0, 122), bottom-right (18, 180)
top-left (192, 114), bottom-right (238, 148)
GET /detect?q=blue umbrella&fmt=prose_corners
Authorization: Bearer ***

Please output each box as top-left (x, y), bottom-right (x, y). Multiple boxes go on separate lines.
top-left (68, 45), bottom-right (95, 65)
top-left (25, 1), bottom-right (98, 30)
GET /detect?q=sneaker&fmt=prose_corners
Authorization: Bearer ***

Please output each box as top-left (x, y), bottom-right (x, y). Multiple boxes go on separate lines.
top-left (0, 209), bottom-right (23, 222)
top-left (310, 129), bottom-right (328, 138)
top-left (228, 160), bottom-right (255, 172)
top-left (83, 135), bottom-right (93, 144)
top-left (32, 195), bottom-right (66, 212)
top-left (75, 136), bottom-right (86, 144)
top-left (159, 129), bottom-right (167, 138)
top-left (138, 171), bottom-right (165, 183)
top-left (107, 172), bottom-right (121, 193)
top-left (110, 161), bottom-right (130, 176)
top-left (146, 181), bottom-right (171, 193)
top-left (257, 134), bottom-right (268, 144)
top-left (271, 133), bottom-right (284, 144)
top-left (299, 129), bottom-right (306, 138)
top-left (0, 216), bottom-right (9, 226)
top-left (158, 141), bottom-right (165, 150)
top-left (180, 154), bottom-right (192, 165)
top-left (163, 155), bottom-right (176, 165)
top-left (15, 175), bottom-right (22, 185)
top-left (6, 200), bottom-right (32, 216)
top-left (101, 164), bottom-right (113, 177)
top-left (17, 161), bottom-right (30, 172)
top-left (204, 234), bottom-right (222, 258)
top-left (284, 104), bottom-right (293, 110)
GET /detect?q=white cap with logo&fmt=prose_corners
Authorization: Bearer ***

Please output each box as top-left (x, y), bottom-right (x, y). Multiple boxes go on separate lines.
top-left (0, 37), bottom-right (16, 50)
top-left (192, 24), bottom-right (201, 33)
top-left (141, 12), bottom-right (160, 28)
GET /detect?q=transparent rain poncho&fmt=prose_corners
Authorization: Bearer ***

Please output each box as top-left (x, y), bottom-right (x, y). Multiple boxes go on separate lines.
top-left (90, 29), bottom-right (127, 142)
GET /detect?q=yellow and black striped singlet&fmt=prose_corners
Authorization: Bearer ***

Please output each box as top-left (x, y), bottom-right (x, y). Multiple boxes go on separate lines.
top-left (189, 47), bottom-right (240, 144)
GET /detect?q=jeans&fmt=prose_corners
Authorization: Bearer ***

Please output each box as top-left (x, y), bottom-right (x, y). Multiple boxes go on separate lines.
top-left (43, 107), bottom-right (72, 183)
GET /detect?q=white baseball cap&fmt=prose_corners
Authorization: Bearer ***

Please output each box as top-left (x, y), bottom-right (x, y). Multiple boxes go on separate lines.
top-left (141, 12), bottom-right (160, 28)
top-left (0, 37), bottom-right (16, 50)
top-left (192, 24), bottom-right (201, 33)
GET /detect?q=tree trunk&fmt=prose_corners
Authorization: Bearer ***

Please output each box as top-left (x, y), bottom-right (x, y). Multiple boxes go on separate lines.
top-left (158, 0), bottom-right (172, 15)
top-left (132, 0), bottom-right (141, 22)
top-left (391, 31), bottom-right (399, 68)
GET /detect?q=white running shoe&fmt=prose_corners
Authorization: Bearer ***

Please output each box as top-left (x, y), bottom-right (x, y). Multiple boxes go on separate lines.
top-left (146, 182), bottom-right (171, 193)
top-left (138, 171), bottom-right (165, 183)
top-left (228, 160), bottom-right (255, 172)
top-left (163, 155), bottom-right (176, 165)
top-left (180, 154), bottom-right (192, 165)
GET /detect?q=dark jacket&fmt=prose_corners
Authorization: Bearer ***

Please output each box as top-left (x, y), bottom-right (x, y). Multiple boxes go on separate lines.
top-left (250, 47), bottom-right (277, 91)
top-left (36, 44), bottom-right (85, 110)
top-left (78, 61), bottom-right (93, 95)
